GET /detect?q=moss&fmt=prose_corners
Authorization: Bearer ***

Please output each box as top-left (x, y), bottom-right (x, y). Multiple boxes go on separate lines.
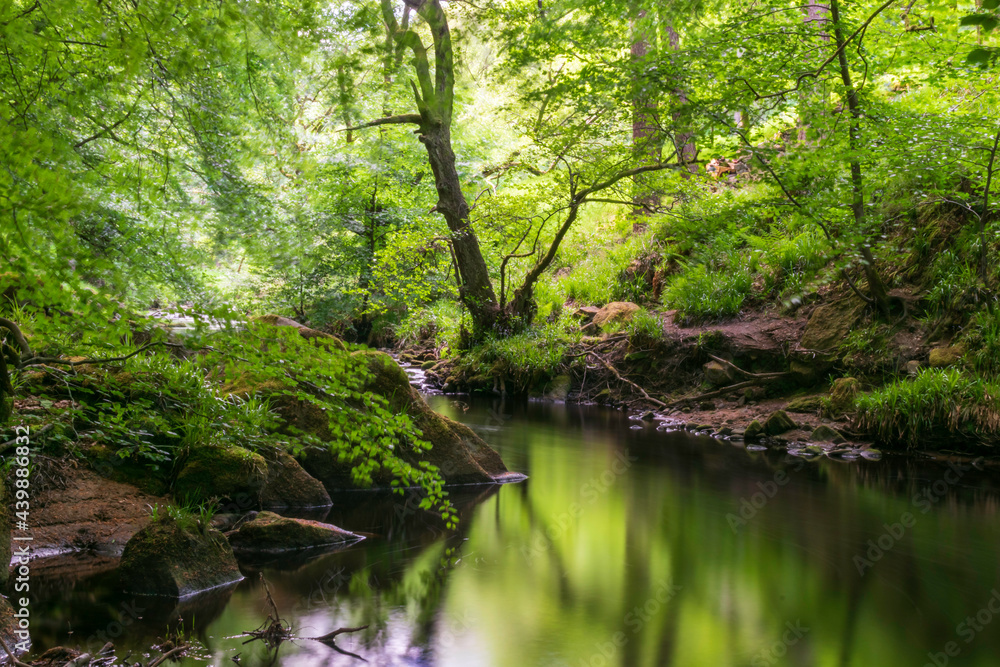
top-left (85, 444), bottom-right (171, 496)
top-left (118, 518), bottom-right (242, 597)
top-left (226, 511), bottom-right (360, 554)
top-left (174, 445), bottom-right (268, 506)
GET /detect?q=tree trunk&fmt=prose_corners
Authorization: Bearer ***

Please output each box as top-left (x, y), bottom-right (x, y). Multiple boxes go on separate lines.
top-left (798, 3), bottom-right (829, 143)
top-left (631, 8), bottom-right (660, 216)
top-left (830, 0), bottom-right (890, 315)
top-left (666, 25), bottom-right (697, 175)
top-left (418, 125), bottom-right (501, 329)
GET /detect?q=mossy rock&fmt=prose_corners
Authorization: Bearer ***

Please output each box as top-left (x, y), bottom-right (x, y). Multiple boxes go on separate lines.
top-left (118, 519), bottom-right (242, 597)
top-left (85, 444), bottom-right (171, 496)
top-left (226, 511), bottom-right (361, 555)
top-left (260, 451), bottom-right (331, 510)
top-left (929, 345), bottom-right (965, 368)
top-left (801, 299), bottom-right (863, 352)
top-left (544, 374), bottom-right (572, 401)
top-left (744, 420), bottom-right (764, 440)
top-left (255, 314), bottom-right (347, 351)
top-left (811, 425), bottom-right (846, 444)
top-left (829, 377), bottom-right (861, 415)
top-left (174, 446), bottom-right (268, 507)
top-left (785, 395), bottom-right (824, 413)
top-left (764, 410), bottom-right (797, 435)
top-left (239, 349), bottom-right (509, 488)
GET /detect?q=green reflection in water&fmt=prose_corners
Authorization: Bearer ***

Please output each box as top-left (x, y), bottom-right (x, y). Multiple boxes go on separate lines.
top-left (24, 397), bottom-right (1000, 667)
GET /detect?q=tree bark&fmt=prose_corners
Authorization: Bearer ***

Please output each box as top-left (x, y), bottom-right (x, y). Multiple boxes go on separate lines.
top-left (830, 0), bottom-right (891, 315)
top-left (631, 8), bottom-right (661, 214)
top-left (666, 25), bottom-right (697, 174)
top-left (380, 0), bottom-right (501, 333)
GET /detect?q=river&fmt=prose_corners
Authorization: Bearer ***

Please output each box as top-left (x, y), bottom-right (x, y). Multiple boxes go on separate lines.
top-left (25, 395), bottom-right (1000, 666)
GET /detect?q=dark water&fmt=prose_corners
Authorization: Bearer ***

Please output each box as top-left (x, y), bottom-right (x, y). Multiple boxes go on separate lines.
top-left (22, 397), bottom-right (1000, 666)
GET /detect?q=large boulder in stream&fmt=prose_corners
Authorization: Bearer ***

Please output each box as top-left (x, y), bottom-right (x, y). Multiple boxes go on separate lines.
top-left (296, 351), bottom-right (509, 488)
top-left (118, 518), bottom-right (243, 597)
top-left (225, 348), bottom-right (512, 489)
top-left (226, 511), bottom-right (362, 555)
top-left (260, 450), bottom-right (332, 509)
top-left (173, 446), bottom-right (268, 508)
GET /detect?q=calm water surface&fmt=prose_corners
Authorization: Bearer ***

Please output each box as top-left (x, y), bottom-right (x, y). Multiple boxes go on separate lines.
top-left (25, 397), bottom-right (1000, 666)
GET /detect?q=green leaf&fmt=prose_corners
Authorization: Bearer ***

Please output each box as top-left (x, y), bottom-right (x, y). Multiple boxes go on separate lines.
top-left (967, 48), bottom-right (994, 65)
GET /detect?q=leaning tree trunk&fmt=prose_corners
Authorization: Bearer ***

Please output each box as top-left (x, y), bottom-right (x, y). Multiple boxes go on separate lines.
top-left (631, 8), bottom-right (661, 216)
top-left (419, 124), bottom-right (501, 329)
top-left (371, 0), bottom-right (501, 334)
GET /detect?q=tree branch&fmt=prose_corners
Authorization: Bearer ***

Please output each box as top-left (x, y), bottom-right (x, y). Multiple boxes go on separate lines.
top-left (342, 114), bottom-right (423, 132)
top-left (0, 318), bottom-right (32, 361)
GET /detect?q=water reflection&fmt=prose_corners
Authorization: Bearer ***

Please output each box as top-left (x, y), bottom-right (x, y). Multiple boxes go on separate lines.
top-left (21, 397), bottom-right (1000, 666)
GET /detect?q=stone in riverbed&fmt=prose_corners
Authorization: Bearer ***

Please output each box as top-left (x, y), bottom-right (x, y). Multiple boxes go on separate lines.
top-left (811, 425), bottom-right (846, 444)
top-left (173, 445), bottom-right (268, 508)
top-left (829, 377), bottom-right (860, 415)
top-left (226, 511), bottom-right (362, 555)
top-left (744, 420), bottom-right (764, 440)
top-left (764, 410), bottom-right (796, 435)
top-left (260, 451), bottom-right (331, 510)
top-left (703, 360), bottom-right (733, 386)
top-left (118, 519), bottom-right (242, 597)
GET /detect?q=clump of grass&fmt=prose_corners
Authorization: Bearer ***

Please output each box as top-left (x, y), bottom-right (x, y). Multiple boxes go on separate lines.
top-left (461, 320), bottom-right (577, 392)
top-left (661, 261), bottom-right (753, 323)
top-left (963, 309), bottom-right (1000, 376)
top-left (606, 308), bottom-right (663, 345)
top-left (855, 369), bottom-right (1000, 449)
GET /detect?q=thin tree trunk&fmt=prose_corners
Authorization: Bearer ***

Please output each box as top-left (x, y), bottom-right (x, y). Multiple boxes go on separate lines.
top-left (631, 8), bottom-right (660, 216)
top-left (798, 3), bottom-right (830, 143)
top-left (982, 126), bottom-right (1000, 284)
top-left (666, 26), bottom-right (697, 174)
top-left (830, 0), bottom-right (891, 315)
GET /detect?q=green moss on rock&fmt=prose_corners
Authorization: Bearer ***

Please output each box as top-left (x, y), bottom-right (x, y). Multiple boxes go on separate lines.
top-left (260, 451), bottom-right (331, 509)
top-left (118, 518), bottom-right (242, 597)
top-left (174, 446), bottom-right (268, 507)
top-left (226, 511), bottom-right (361, 554)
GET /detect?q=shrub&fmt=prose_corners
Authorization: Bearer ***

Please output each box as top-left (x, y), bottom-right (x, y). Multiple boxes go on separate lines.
top-left (662, 262), bottom-right (753, 323)
top-left (855, 369), bottom-right (1000, 449)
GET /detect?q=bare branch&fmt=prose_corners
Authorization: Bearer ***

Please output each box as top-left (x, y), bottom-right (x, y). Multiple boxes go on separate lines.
top-left (342, 114), bottom-right (423, 133)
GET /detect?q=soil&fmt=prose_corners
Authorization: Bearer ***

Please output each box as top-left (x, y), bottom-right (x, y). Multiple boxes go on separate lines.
top-left (26, 460), bottom-right (166, 561)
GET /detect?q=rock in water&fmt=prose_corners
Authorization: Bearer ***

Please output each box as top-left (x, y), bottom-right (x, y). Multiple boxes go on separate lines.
top-left (744, 419), bottom-right (764, 440)
top-left (226, 511), bottom-right (362, 555)
top-left (295, 351), bottom-right (510, 488)
top-left (260, 451), bottom-right (331, 509)
top-left (118, 519), bottom-right (243, 597)
top-left (811, 425), bottom-right (846, 444)
top-left (764, 410), bottom-right (797, 435)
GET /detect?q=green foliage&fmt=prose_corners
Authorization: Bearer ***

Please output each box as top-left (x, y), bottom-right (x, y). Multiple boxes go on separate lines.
top-left (855, 369), bottom-right (1000, 449)
top-left (461, 320), bottom-right (577, 392)
top-left (662, 261), bottom-right (754, 323)
top-left (624, 309), bottom-right (664, 346)
top-left (963, 309), bottom-right (1000, 376)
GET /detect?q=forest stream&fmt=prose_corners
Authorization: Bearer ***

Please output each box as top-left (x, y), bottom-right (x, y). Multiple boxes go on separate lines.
top-left (21, 390), bottom-right (1000, 667)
